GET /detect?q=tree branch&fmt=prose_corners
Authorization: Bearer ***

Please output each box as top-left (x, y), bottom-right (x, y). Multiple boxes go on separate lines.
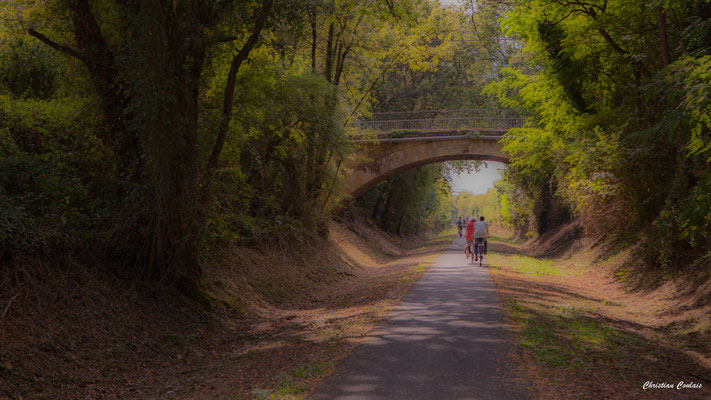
top-left (573, 6), bottom-right (650, 77)
top-left (210, 34), bottom-right (242, 43)
top-left (345, 52), bottom-right (401, 126)
top-left (333, 44), bottom-right (351, 87)
top-left (27, 28), bottom-right (84, 61)
top-left (595, 26), bottom-right (628, 55)
top-left (206, 0), bottom-right (274, 172)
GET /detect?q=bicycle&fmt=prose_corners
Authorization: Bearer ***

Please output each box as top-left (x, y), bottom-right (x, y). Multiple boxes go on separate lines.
top-left (457, 225), bottom-right (463, 237)
top-left (476, 240), bottom-right (485, 267)
top-left (469, 238), bottom-right (486, 266)
top-left (466, 241), bottom-right (476, 264)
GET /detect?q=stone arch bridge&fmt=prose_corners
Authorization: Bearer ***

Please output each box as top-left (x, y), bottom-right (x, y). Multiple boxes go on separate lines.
top-left (343, 109), bottom-right (523, 198)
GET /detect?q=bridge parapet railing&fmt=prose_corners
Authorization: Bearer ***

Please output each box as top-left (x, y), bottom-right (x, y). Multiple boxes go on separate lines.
top-left (351, 109), bottom-right (525, 135)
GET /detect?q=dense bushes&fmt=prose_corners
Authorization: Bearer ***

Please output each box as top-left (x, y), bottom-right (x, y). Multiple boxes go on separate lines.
top-left (0, 95), bottom-right (110, 259)
top-left (354, 164), bottom-right (454, 235)
top-left (0, 38), bottom-right (59, 99)
top-left (204, 64), bottom-right (347, 242)
top-left (489, 0), bottom-right (711, 270)
top-left (0, 0), bottom-right (451, 289)
top-left (453, 188), bottom-right (504, 225)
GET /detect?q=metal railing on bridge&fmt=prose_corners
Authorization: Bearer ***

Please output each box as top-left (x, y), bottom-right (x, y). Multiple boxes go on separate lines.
top-left (351, 109), bottom-right (525, 136)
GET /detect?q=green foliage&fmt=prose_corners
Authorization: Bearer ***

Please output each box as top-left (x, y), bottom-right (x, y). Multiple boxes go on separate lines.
top-left (205, 58), bottom-right (347, 241)
top-left (250, 362), bottom-right (325, 399)
top-left (0, 153), bottom-right (74, 254)
top-left (356, 164), bottom-right (454, 235)
top-left (9, 0), bottom-right (708, 290)
top-left (452, 188), bottom-right (500, 224)
top-left (488, 253), bottom-right (562, 276)
top-left (370, 0), bottom-right (509, 112)
top-left (495, 176), bottom-right (534, 233)
top-left (1, 0), bottom-right (448, 286)
top-left (0, 37), bottom-right (59, 99)
top-left (669, 55), bottom-right (711, 160)
top-left (0, 95), bottom-right (109, 257)
top-left (488, 0), bottom-right (711, 269)
top-left (536, 22), bottom-right (590, 113)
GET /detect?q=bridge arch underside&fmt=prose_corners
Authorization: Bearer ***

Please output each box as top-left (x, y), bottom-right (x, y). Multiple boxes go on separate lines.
top-left (344, 137), bottom-right (509, 198)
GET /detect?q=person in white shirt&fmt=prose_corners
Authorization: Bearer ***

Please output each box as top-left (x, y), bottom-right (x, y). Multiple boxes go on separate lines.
top-left (473, 216), bottom-right (489, 261)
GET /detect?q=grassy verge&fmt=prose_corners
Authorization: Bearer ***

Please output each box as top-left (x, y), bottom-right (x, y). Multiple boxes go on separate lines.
top-left (488, 234), bottom-right (527, 246)
top-left (508, 300), bottom-right (641, 372)
top-left (249, 362), bottom-right (327, 400)
top-left (489, 250), bottom-right (711, 399)
top-left (488, 253), bottom-right (563, 276)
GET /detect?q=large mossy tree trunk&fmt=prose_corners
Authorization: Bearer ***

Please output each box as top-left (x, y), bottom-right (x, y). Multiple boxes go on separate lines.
top-left (29, 0), bottom-right (209, 289)
top-left (130, 1), bottom-right (215, 291)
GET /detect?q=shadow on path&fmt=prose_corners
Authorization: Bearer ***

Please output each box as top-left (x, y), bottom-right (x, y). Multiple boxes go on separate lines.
top-left (309, 237), bottom-right (532, 400)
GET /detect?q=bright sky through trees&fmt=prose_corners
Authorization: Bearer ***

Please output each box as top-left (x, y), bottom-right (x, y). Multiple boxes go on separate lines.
top-left (451, 162), bottom-right (504, 194)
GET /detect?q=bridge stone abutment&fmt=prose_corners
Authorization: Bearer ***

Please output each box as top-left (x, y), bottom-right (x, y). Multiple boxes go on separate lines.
top-left (343, 136), bottom-right (509, 198)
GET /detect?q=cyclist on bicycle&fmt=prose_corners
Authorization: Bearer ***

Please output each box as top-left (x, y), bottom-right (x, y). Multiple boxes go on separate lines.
top-left (456, 217), bottom-right (464, 237)
top-left (464, 218), bottom-right (476, 259)
top-left (473, 216), bottom-right (490, 261)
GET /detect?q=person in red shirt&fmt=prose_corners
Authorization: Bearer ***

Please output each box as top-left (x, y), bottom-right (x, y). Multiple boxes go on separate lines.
top-left (464, 218), bottom-right (476, 259)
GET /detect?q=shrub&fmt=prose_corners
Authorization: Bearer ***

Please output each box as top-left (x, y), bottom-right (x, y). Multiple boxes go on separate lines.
top-left (0, 38), bottom-right (59, 99)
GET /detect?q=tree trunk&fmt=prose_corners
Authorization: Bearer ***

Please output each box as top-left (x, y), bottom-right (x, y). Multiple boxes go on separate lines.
top-left (135, 1), bottom-right (212, 292)
top-left (396, 213), bottom-right (405, 236)
top-left (324, 22), bottom-right (335, 83)
top-left (309, 12), bottom-right (318, 73)
top-left (334, 45), bottom-right (350, 87)
top-left (380, 182), bottom-right (394, 228)
top-left (657, 6), bottom-right (671, 67)
top-left (67, 0), bottom-right (126, 137)
top-left (35, 0), bottom-right (235, 292)
top-left (372, 192), bottom-right (384, 220)
top-left (206, 0), bottom-right (274, 173)
top-left (33, 0), bottom-right (138, 178)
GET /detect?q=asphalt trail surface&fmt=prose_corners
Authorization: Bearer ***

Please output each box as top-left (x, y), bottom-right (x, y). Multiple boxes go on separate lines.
top-left (310, 236), bottom-right (532, 400)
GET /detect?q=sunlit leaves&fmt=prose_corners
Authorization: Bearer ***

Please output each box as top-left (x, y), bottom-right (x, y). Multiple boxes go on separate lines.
top-left (666, 55), bottom-right (711, 161)
top-left (491, 0), bottom-right (711, 264)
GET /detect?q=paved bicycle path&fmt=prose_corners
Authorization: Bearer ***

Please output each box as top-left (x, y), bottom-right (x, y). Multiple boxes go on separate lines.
top-left (310, 236), bottom-right (532, 400)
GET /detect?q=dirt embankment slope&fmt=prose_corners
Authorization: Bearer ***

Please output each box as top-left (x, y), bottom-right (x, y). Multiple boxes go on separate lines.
top-left (488, 223), bottom-right (711, 399)
top-left (0, 218), bottom-right (453, 400)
